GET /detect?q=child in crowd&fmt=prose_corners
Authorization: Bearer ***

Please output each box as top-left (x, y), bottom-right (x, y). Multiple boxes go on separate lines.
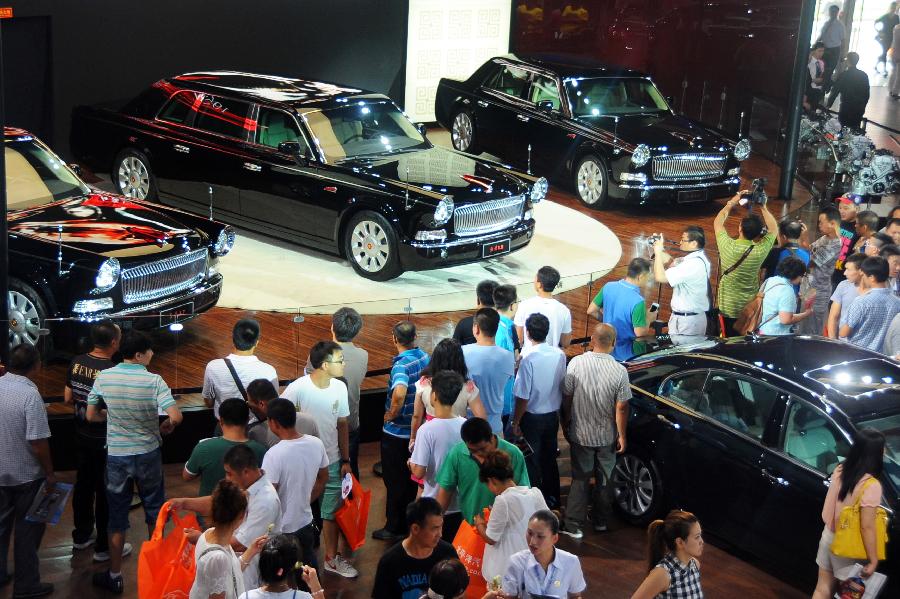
top-left (420, 559), bottom-right (501, 599)
top-left (631, 510), bottom-right (704, 599)
top-left (241, 534), bottom-right (324, 599)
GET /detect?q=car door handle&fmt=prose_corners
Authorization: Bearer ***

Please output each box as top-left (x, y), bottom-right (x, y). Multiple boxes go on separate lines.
top-left (517, 115), bottom-right (530, 122)
top-left (760, 468), bottom-right (788, 486)
top-left (477, 100), bottom-right (489, 108)
top-left (243, 162), bottom-right (262, 172)
top-left (173, 144), bottom-right (190, 154)
top-left (657, 414), bottom-right (677, 428)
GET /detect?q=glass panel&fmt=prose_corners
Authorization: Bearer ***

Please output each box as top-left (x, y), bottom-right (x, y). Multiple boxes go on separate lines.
top-left (782, 400), bottom-right (849, 475)
top-left (704, 373), bottom-right (779, 439)
top-left (804, 358), bottom-right (900, 398)
top-left (529, 75), bottom-right (561, 110)
top-left (158, 91), bottom-right (196, 125)
top-left (564, 77), bottom-right (668, 117)
top-left (193, 94), bottom-right (252, 139)
top-left (256, 108), bottom-right (306, 150)
top-left (5, 137), bottom-right (89, 210)
top-left (855, 412), bottom-right (900, 492)
top-left (658, 371), bottom-right (710, 413)
top-left (484, 64), bottom-right (529, 97)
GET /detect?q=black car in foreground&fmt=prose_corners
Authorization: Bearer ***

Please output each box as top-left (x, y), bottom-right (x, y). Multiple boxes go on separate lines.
top-left (615, 336), bottom-right (899, 591)
top-left (71, 71), bottom-right (546, 280)
top-left (4, 128), bottom-right (233, 351)
top-left (435, 54), bottom-right (747, 209)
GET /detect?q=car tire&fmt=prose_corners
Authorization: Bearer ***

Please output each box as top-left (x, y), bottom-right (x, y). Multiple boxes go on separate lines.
top-left (342, 211), bottom-right (403, 281)
top-left (450, 108), bottom-right (479, 154)
top-left (7, 278), bottom-right (51, 356)
top-left (573, 154), bottom-right (610, 209)
top-left (112, 148), bottom-right (158, 200)
top-left (610, 452), bottom-right (664, 526)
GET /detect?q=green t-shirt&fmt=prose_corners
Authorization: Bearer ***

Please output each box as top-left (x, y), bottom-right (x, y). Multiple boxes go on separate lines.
top-left (591, 288), bottom-right (647, 327)
top-left (435, 437), bottom-right (530, 523)
top-left (185, 438), bottom-right (267, 497)
top-left (716, 231), bottom-right (776, 318)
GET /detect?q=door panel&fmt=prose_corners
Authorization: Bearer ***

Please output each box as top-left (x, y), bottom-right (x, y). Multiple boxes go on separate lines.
top-left (475, 64), bottom-right (530, 163)
top-left (522, 74), bottom-right (573, 177)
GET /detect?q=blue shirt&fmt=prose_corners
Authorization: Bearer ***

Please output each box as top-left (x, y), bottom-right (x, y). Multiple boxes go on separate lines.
top-left (513, 343), bottom-right (567, 414)
top-left (846, 288), bottom-right (900, 352)
top-left (593, 279), bottom-right (646, 361)
top-left (497, 314), bottom-right (517, 415)
top-left (759, 277), bottom-right (797, 336)
top-left (502, 548), bottom-right (587, 598)
top-left (463, 344), bottom-right (514, 433)
top-left (384, 348), bottom-right (430, 438)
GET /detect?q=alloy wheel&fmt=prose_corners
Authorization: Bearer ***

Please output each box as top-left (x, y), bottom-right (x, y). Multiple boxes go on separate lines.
top-left (349, 220), bottom-right (390, 273)
top-left (611, 454), bottom-right (655, 517)
top-left (451, 112), bottom-right (473, 151)
top-left (576, 158), bottom-right (605, 205)
top-left (117, 156), bottom-right (151, 199)
top-left (8, 290), bottom-right (42, 347)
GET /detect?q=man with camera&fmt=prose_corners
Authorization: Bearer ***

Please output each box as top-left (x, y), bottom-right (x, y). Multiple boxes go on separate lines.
top-left (651, 226), bottom-right (711, 336)
top-left (713, 185), bottom-right (778, 336)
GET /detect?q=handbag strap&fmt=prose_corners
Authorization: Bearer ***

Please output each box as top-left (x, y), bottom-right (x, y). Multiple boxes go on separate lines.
top-left (721, 243), bottom-right (755, 278)
top-left (223, 358), bottom-right (248, 402)
top-left (851, 476), bottom-right (879, 508)
top-left (198, 545), bottom-right (239, 598)
top-left (752, 282), bottom-right (788, 332)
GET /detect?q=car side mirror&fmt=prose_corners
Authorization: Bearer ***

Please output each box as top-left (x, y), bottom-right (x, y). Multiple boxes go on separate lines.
top-left (536, 100), bottom-right (555, 113)
top-left (278, 141), bottom-right (309, 165)
top-left (415, 123), bottom-right (428, 137)
top-left (666, 96), bottom-right (675, 105)
top-left (68, 163), bottom-right (83, 176)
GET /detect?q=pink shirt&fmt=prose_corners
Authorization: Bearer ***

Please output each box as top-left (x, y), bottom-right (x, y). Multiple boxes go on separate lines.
top-left (822, 464), bottom-right (883, 532)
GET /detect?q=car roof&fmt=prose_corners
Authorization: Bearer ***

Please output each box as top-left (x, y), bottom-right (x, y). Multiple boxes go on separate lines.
top-left (3, 127), bottom-right (36, 140)
top-left (503, 53), bottom-right (648, 80)
top-left (628, 335), bottom-right (900, 420)
top-left (164, 71), bottom-right (383, 110)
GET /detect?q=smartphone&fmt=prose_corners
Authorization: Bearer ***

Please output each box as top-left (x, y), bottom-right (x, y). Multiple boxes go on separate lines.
top-left (738, 197), bottom-right (749, 206)
top-left (650, 302), bottom-right (660, 312)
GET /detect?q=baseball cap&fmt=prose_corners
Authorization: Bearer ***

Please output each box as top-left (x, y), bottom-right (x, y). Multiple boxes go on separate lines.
top-left (837, 193), bottom-right (863, 205)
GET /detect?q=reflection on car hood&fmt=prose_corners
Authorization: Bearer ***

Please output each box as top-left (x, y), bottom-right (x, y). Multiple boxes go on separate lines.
top-left (7, 193), bottom-right (202, 260)
top-left (338, 146), bottom-right (529, 204)
top-left (577, 112), bottom-right (734, 153)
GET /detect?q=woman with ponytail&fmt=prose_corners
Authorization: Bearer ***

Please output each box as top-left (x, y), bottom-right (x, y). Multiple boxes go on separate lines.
top-left (631, 510), bottom-right (704, 599)
top-left (242, 534), bottom-right (324, 599)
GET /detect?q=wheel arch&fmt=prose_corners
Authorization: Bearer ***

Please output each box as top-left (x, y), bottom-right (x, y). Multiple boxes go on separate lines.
top-left (335, 199), bottom-right (403, 259)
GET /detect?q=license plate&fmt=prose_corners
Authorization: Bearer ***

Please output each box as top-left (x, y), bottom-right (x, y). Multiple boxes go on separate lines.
top-left (159, 302), bottom-right (194, 327)
top-left (677, 190), bottom-right (707, 204)
top-left (482, 238), bottom-right (511, 258)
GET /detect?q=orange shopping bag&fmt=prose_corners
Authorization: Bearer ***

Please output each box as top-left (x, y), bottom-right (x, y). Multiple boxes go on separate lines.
top-left (452, 508), bottom-right (490, 599)
top-left (138, 501), bottom-right (201, 599)
top-left (334, 474), bottom-right (371, 552)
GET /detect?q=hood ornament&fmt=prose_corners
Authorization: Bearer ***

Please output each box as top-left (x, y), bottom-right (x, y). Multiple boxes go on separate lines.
top-left (460, 174), bottom-right (493, 193)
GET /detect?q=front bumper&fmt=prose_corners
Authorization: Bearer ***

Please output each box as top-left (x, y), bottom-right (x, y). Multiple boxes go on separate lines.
top-left (610, 177), bottom-right (741, 204)
top-left (400, 219), bottom-right (536, 271)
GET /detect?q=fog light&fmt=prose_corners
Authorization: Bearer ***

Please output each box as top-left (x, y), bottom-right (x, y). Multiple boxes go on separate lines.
top-left (727, 167), bottom-right (740, 176)
top-left (620, 173), bottom-right (647, 183)
top-left (73, 298), bottom-right (114, 313)
top-left (415, 230), bottom-right (447, 241)
top-left (524, 208), bottom-right (534, 221)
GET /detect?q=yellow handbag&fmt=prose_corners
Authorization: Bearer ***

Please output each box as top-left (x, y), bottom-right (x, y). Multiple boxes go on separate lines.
top-left (831, 478), bottom-right (889, 560)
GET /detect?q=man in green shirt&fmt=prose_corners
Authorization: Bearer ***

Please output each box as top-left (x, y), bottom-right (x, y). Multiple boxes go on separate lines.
top-left (713, 191), bottom-right (778, 335)
top-left (436, 417), bottom-right (529, 530)
top-left (183, 398), bottom-right (267, 496)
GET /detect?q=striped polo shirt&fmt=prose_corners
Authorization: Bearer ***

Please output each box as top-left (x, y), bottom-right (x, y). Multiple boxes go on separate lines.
top-left (87, 362), bottom-right (176, 456)
top-left (383, 347), bottom-right (429, 438)
top-left (716, 231), bottom-right (776, 318)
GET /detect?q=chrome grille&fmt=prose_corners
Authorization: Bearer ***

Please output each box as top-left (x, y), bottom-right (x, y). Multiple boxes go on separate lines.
top-left (453, 195), bottom-right (525, 237)
top-left (121, 249), bottom-right (207, 305)
top-left (652, 154), bottom-right (727, 181)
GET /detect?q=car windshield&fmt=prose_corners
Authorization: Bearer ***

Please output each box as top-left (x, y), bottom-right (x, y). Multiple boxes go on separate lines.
top-left (565, 77), bottom-right (670, 117)
top-left (5, 137), bottom-right (89, 211)
top-left (303, 100), bottom-right (429, 163)
top-left (854, 412), bottom-right (900, 494)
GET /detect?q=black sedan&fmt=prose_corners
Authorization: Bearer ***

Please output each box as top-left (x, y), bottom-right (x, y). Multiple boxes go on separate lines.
top-left (71, 71), bottom-right (546, 281)
top-left (4, 127), bottom-right (232, 352)
top-left (614, 336), bottom-right (899, 590)
top-left (435, 54), bottom-right (747, 209)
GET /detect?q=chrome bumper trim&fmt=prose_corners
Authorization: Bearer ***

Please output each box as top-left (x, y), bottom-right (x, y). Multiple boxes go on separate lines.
top-left (407, 222), bottom-right (533, 249)
top-left (68, 278), bottom-right (223, 320)
top-left (618, 177), bottom-right (740, 190)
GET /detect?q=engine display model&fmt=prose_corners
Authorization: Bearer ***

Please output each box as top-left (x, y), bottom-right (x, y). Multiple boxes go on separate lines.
top-left (4, 128), bottom-right (233, 349)
top-left (435, 54), bottom-right (748, 209)
top-left (71, 71), bottom-right (547, 280)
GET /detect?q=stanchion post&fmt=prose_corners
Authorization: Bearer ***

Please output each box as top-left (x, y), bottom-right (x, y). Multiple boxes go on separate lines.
top-left (0, 20), bottom-right (8, 366)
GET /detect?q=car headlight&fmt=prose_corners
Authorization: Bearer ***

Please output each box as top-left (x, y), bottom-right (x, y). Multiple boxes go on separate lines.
top-left (213, 226), bottom-right (236, 256)
top-left (94, 258), bottom-right (120, 292)
top-left (734, 138), bottom-right (751, 161)
top-left (433, 195), bottom-right (454, 226)
top-left (631, 144), bottom-right (651, 167)
top-left (530, 177), bottom-right (549, 203)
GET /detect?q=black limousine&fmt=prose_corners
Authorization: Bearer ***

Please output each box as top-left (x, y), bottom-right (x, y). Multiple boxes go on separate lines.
top-left (5, 127), bottom-right (232, 351)
top-left (435, 54), bottom-right (748, 209)
top-left (71, 71), bottom-right (547, 280)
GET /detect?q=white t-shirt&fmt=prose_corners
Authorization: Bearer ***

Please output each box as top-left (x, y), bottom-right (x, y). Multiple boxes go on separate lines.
top-left (203, 354), bottom-right (278, 420)
top-left (665, 250), bottom-right (711, 313)
top-left (281, 376), bottom-right (350, 463)
top-left (242, 589), bottom-right (313, 599)
top-left (514, 295), bottom-right (572, 355)
top-left (410, 416), bottom-right (466, 511)
top-left (191, 532), bottom-right (246, 599)
top-left (261, 436), bottom-right (328, 533)
top-left (234, 474), bottom-right (282, 591)
top-left (417, 376), bottom-right (480, 418)
top-left (482, 486), bottom-right (548, 582)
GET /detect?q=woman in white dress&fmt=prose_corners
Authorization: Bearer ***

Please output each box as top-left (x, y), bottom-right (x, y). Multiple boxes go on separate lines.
top-left (473, 451), bottom-right (548, 584)
top-left (242, 534), bottom-right (324, 599)
top-left (191, 480), bottom-right (267, 599)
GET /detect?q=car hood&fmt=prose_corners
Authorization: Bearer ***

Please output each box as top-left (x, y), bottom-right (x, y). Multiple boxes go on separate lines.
top-left (7, 193), bottom-right (204, 261)
top-left (576, 112), bottom-right (735, 154)
top-left (336, 145), bottom-right (530, 204)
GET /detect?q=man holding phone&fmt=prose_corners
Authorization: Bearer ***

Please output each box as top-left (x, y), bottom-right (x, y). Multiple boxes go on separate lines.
top-left (651, 226), bottom-right (711, 336)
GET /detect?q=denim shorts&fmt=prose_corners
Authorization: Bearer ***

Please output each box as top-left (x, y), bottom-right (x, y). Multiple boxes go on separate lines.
top-left (319, 461), bottom-right (343, 521)
top-left (106, 449), bottom-right (165, 531)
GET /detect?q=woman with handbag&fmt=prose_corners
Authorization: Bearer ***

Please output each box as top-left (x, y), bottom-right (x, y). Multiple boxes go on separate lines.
top-left (758, 257), bottom-right (814, 335)
top-left (812, 429), bottom-right (886, 599)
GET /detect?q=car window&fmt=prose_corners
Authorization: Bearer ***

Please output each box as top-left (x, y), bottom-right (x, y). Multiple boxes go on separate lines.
top-left (256, 107), bottom-right (308, 152)
top-left (484, 64), bottom-right (529, 98)
top-left (193, 94), bottom-right (252, 140)
top-left (704, 373), bottom-right (779, 440)
top-left (782, 400), bottom-right (849, 475)
top-left (529, 75), bottom-right (561, 110)
top-left (659, 371), bottom-right (710, 414)
top-left (157, 91), bottom-right (197, 125)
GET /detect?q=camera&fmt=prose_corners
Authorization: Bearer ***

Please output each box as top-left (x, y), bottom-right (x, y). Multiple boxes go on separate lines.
top-left (740, 177), bottom-right (768, 206)
top-left (647, 233), bottom-right (664, 246)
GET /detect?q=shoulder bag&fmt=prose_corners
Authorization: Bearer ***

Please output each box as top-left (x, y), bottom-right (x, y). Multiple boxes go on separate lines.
top-left (831, 478), bottom-right (888, 560)
top-left (709, 244), bottom-right (755, 336)
top-left (733, 282), bottom-right (787, 335)
top-left (223, 358), bottom-right (248, 402)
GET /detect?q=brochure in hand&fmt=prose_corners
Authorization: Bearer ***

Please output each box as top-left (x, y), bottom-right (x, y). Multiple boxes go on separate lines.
top-left (25, 481), bottom-right (73, 525)
top-left (834, 563), bottom-right (887, 599)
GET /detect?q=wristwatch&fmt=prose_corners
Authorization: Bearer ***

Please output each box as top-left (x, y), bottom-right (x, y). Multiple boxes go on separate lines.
top-left (340, 459), bottom-right (351, 465)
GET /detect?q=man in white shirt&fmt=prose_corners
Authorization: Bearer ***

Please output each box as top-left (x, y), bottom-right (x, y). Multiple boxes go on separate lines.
top-left (245, 379), bottom-right (319, 448)
top-left (261, 399), bottom-right (328, 572)
top-left (281, 341), bottom-right (356, 578)
top-left (202, 318), bottom-right (278, 425)
top-left (819, 4), bottom-right (845, 92)
top-left (651, 226), bottom-right (711, 336)
top-left (515, 265), bottom-right (573, 355)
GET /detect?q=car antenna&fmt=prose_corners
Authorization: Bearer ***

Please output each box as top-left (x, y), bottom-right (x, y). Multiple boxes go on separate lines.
top-left (613, 117), bottom-right (621, 155)
top-left (57, 224), bottom-right (63, 276)
top-left (207, 185), bottom-right (213, 220)
top-left (527, 144), bottom-right (532, 175)
top-left (405, 165), bottom-right (412, 210)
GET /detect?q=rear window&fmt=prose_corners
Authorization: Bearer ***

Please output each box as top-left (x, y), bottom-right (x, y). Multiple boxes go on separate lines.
top-left (122, 85), bottom-right (171, 119)
top-left (158, 91), bottom-right (199, 125)
top-left (192, 95), bottom-right (253, 140)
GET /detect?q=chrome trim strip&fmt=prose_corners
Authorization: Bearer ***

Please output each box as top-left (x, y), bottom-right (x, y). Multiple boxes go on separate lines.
top-left (652, 154), bottom-right (727, 181)
top-left (121, 249), bottom-right (208, 304)
top-left (618, 177), bottom-right (740, 190)
top-left (106, 279), bottom-right (221, 318)
top-left (408, 222), bottom-right (532, 248)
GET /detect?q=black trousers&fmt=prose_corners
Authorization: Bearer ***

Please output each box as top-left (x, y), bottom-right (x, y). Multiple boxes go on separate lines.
top-left (838, 107), bottom-right (865, 130)
top-left (380, 433), bottom-right (418, 535)
top-left (0, 479), bottom-right (47, 594)
top-left (823, 46), bottom-right (841, 92)
top-left (722, 316), bottom-right (739, 337)
top-left (289, 521), bottom-right (319, 574)
top-left (349, 427), bottom-right (361, 483)
top-left (72, 437), bottom-right (108, 552)
top-left (520, 411), bottom-right (561, 508)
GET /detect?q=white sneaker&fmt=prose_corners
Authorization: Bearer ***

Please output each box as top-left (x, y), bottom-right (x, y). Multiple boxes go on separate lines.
top-left (93, 542), bottom-right (133, 562)
top-left (324, 554), bottom-right (358, 578)
top-left (72, 535), bottom-right (96, 550)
